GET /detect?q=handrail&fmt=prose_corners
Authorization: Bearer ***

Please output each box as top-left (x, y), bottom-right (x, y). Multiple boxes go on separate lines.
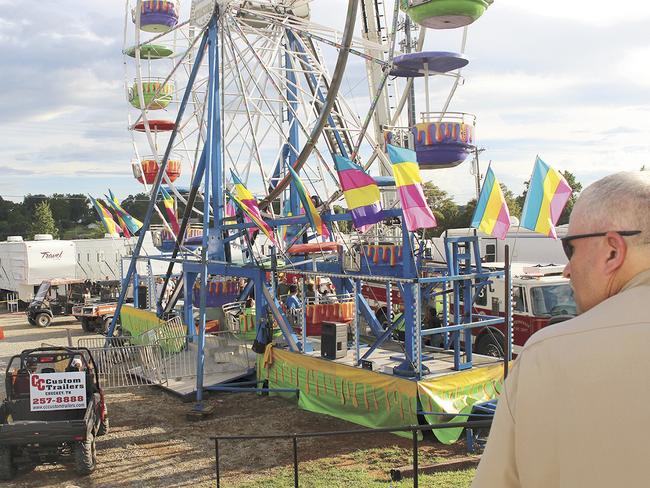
top-left (211, 419), bottom-right (493, 488)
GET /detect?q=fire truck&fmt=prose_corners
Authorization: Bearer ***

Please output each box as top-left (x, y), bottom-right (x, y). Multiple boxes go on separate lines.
top-left (361, 263), bottom-right (576, 357)
top-left (468, 263), bottom-right (576, 356)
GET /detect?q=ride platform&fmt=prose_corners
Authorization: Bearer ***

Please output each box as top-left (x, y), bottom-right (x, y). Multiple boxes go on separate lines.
top-left (258, 343), bottom-right (504, 443)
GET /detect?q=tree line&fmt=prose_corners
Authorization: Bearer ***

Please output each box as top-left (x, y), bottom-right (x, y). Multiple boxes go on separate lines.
top-left (0, 170), bottom-right (582, 241)
top-left (0, 194), bottom-right (155, 241)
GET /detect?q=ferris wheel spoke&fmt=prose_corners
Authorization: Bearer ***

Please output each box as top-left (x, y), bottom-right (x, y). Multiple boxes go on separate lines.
top-left (221, 39), bottom-right (266, 190)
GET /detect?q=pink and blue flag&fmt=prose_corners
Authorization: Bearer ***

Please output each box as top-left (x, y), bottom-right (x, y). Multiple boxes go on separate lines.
top-left (386, 145), bottom-right (437, 232)
top-left (334, 155), bottom-right (384, 231)
top-left (520, 156), bottom-right (572, 239)
top-left (470, 166), bottom-right (511, 240)
top-left (159, 187), bottom-right (180, 235)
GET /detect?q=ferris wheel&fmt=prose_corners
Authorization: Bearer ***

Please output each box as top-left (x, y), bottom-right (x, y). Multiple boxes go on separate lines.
top-left (122, 0), bottom-right (492, 240)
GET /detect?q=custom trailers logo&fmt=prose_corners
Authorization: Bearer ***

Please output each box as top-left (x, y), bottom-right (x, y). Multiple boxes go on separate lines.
top-left (40, 251), bottom-right (64, 260)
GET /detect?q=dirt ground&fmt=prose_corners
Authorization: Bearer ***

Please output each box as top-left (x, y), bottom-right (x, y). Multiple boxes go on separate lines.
top-left (0, 312), bottom-right (469, 487)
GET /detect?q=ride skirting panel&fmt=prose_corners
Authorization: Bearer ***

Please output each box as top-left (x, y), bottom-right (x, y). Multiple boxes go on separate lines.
top-left (258, 346), bottom-right (504, 443)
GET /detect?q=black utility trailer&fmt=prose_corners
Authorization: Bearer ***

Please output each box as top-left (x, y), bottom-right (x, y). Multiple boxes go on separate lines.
top-left (0, 347), bottom-right (109, 479)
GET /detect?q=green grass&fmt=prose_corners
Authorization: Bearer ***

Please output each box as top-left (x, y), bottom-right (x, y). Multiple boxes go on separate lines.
top-left (229, 460), bottom-right (475, 488)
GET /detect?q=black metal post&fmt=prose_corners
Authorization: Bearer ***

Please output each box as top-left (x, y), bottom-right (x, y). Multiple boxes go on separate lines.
top-left (412, 429), bottom-right (419, 488)
top-left (215, 439), bottom-right (220, 488)
top-left (293, 436), bottom-right (299, 488)
top-left (504, 245), bottom-right (511, 380)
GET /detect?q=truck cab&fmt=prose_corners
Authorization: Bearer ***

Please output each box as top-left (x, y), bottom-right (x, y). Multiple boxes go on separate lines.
top-left (471, 263), bottom-right (576, 356)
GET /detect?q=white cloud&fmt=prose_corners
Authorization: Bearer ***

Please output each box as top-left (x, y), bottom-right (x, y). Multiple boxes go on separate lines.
top-left (499, 0), bottom-right (650, 26)
top-left (617, 45), bottom-right (650, 87)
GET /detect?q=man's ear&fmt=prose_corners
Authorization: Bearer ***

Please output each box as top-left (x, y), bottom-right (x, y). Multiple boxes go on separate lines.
top-left (603, 232), bottom-right (627, 274)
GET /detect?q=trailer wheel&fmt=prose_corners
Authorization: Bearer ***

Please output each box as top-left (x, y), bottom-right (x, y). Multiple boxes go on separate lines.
top-left (0, 446), bottom-right (16, 481)
top-left (100, 317), bottom-right (113, 336)
top-left (80, 318), bottom-right (94, 333)
top-left (74, 434), bottom-right (97, 475)
top-left (375, 307), bottom-right (389, 329)
top-left (475, 333), bottom-right (505, 358)
top-left (35, 313), bottom-right (51, 328)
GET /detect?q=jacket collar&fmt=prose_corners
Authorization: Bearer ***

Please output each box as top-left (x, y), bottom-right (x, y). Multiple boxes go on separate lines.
top-left (621, 268), bottom-right (650, 292)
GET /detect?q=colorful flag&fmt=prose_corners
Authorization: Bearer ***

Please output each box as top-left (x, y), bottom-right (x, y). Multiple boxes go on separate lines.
top-left (286, 164), bottom-right (330, 238)
top-left (105, 192), bottom-right (130, 237)
top-left (520, 156), bottom-right (572, 239)
top-left (334, 155), bottom-right (384, 231)
top-left (105, 190), bottom-right (143, 236)
top-left (230, 172), bottom-right (277, 245)
top-left (386, 145), bottom-right (437, 231)
top-left (279, 199), bottom-right (304, 243)
top-left (89, 195), bottom-right (122, 236)
top-left (470, 167), bottom-right (511, 240)
top-left (159, 187), bottom-right (180, 235)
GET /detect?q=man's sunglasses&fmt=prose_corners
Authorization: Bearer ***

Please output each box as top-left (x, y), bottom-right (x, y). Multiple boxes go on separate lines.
top-left (561, 230), bottom-right (642, 260)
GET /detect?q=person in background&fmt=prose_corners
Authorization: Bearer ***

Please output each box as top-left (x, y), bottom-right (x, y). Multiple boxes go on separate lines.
top-left (472, 171), bottom-right (650, 488)
top-left (320, 289), bottom-right (335, 304)
top-left (68, 357), bottom-right (84, 372)
top-left (285, 284), bottom-right (301, 311)
top-left (306, 283), bottom-right (317, 300)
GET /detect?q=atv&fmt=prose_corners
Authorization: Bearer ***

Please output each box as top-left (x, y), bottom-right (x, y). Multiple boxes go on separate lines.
top-left (26, 279), bottom-right (85, 328)
top-left (0, 347), bottom-right (109, 479)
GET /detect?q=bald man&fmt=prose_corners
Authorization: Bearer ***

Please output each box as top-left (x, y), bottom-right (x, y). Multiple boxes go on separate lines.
top-left (472, 171), bottom-right (650, 488)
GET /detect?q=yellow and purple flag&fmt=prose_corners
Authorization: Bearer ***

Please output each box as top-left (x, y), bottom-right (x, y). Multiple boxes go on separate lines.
top-left (286, 164), bottom-right (330, 238)
top-left (231, 172), bottom-right (277, 245)
top-left (471, 167), bottom-right (511, 240)
top-left (520, 156), bottom-right (572, 239)
top-left (104, 190), bottom-right (138, 238)
top-left (159, 187), bottom-right (180, 235)
top-left (386, 145), bottom-right (437, 232)
top-left (89, 195), bottom-right (122, 236)
top-left (334, 155), bottom-right (383, 231)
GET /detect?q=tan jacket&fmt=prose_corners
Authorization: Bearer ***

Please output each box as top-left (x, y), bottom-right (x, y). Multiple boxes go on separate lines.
top-left (472, 269), bottom-right (650, 488)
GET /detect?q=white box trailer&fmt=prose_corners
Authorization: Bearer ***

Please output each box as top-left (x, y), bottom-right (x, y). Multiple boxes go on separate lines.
top-left (0, 232), bottom-right (168, 303)
top-left (436, 225), bottom-right (569, 265)
top-left (0, 235), bottom-right (76, 302)
top-left (73, 232), bottom-right (165, 282)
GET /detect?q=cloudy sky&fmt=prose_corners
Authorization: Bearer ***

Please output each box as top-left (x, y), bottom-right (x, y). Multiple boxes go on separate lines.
top-left (0, 0), bottom-right (648, 205)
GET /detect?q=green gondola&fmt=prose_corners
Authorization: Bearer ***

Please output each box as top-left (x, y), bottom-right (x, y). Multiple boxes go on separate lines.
top-left (400, 0), bottom-right (494, 30)
top-left (125, 44), bottom-right (174, 59)
top-left (129, 80), bottom-right (174, 110)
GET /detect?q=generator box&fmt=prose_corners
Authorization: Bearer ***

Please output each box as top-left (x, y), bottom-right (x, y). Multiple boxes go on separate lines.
top-left (321, 321), bottom-right (348, 360)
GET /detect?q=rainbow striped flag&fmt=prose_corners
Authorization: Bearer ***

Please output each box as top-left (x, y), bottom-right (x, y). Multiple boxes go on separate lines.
top-left (159, 187), bottom-right (180, 235)
top-left (106, 190), bottom-right (143, 236)
top-left (286, 165), bottom-right (330, 238)
top-left (105, 192), bottom-right (130, 237)
top-left (520, 157), bottom-right (572, 239)
top-left (386, 145), bottom-right (437, 231)
top-left (89, 195), bottom-right (122, 236)
top-left (334, 155), bottom-right (384, 231)
top-left (231, 172), bottom-right (277, 245)
top-left (471, 167), bottom-right (511, 240)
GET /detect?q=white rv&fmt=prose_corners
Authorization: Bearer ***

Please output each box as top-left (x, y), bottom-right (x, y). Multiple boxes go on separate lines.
top-left (0, 235), bottom-right (76, 302)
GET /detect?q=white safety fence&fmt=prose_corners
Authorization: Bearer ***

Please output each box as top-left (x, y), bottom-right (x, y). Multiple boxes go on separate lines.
top-left (78, 320), bottom-right (254, 389)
